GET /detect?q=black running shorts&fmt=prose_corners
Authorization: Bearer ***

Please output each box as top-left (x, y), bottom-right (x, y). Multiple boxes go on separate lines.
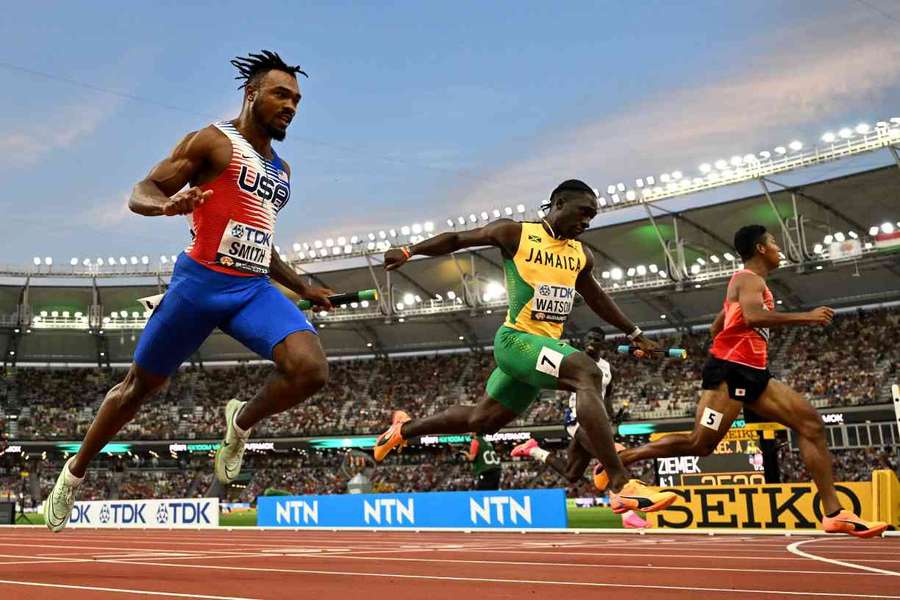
top-left (701, 356), bottom-right (772, 403)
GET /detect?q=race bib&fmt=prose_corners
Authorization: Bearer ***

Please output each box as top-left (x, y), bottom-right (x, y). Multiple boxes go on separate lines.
top-left (530, 283), bottom-right (575, 323)
top-left (216, 219), bottom-right (272, 274)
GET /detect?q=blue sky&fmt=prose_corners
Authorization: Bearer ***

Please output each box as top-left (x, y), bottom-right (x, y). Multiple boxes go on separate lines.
top-left (1, 0), bottom-right (898, 265)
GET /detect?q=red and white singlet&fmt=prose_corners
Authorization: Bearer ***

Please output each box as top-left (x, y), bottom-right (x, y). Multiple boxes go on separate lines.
top-left (709, 269), bottom-right (775, 369)
top-left (186, 121), bottom-right (291, 276)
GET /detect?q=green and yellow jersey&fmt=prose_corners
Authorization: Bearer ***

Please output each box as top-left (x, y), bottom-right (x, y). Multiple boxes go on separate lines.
top-left (503, 222), bottom-right (587, 339)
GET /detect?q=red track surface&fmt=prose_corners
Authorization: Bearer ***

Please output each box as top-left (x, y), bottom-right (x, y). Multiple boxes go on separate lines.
top-left (0, 528), bottom-right (898, 599)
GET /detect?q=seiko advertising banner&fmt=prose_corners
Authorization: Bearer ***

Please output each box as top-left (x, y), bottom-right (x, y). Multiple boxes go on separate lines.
top-left (258, 489), bottom-right (567, 529)
top-left (647, 482), bottom-right (872, 530)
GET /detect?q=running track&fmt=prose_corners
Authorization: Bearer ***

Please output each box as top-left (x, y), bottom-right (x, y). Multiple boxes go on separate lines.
top-left (0, 528), bottom-right (898, 599)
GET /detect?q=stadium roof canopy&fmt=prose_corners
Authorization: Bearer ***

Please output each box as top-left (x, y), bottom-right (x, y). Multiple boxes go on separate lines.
top-left (1, 142), bottom-right (899, 365)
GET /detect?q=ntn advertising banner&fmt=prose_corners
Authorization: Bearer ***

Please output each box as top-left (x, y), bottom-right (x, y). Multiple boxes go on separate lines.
top-left (66, 497), bottom-right (219, 528)
top-left (258, 489), bottom-right (567, 529)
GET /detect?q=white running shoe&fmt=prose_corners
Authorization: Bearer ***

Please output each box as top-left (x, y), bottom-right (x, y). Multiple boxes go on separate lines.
top-left (214, 399), bottom-right (250, 484)
top-left (43, 457), bottom-right (83, 533)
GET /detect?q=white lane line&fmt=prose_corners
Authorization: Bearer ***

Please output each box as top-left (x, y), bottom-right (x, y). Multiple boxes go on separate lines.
top-left (0, 579), bottom-right (260, 599)
top-left (787, 539), bottom-right (900, 577)
top-left (288, 552), bottom-right (894, 576)
top-left (451, 547), bottom-right (900, 563)
top-left (89, 558), bottom-right (900, 597)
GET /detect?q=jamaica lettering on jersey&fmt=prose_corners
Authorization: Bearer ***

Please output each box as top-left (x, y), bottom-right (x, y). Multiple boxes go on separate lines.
top-left (503, 222), bottom-right (587, 339)
top-left (186, 122), bottom-right (291, 276)
top-left (709, 269), bottom-right (775, 369)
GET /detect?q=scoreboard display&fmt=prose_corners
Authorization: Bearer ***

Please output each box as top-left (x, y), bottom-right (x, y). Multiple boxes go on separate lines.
top-left (654, 426), bottom-right (771, 486)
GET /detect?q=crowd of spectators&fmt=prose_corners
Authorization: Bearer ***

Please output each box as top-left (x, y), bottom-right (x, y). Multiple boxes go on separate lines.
top-left (8, 307), bottom-right (899, 441)
top-left (778, 445), bottom-right (899, 483)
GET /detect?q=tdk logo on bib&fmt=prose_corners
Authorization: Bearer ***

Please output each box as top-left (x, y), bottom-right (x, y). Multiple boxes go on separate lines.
top-left (531, 283), bottom-right (575, 323)
top-left (238, 165), bottom-right (290, 209)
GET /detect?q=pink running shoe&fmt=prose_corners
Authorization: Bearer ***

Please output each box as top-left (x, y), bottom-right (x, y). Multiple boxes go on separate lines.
top-left (621, 510), bottom-right (652, 529)
top-left (510, 438), bottom-right (539, 458)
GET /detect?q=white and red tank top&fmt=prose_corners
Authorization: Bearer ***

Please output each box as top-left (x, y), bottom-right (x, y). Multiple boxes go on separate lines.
top-left (709, 269), bottom-right (775, 369)
top-left (186, 121), bottom-right (290, 276)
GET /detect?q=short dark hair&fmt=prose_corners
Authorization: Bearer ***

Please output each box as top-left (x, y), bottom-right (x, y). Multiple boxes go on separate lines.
top-left (550, 179), bottom-right (596, 204)
top-left (231, 50), bottom-right (308, 90)
top-left (734, 225), bottom-right (768, 260)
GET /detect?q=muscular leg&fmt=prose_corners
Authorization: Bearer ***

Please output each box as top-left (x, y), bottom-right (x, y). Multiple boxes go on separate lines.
top-left (69, 364), bottom-right (168, 478)
top-left (556, 352), bottom-right (630, 492)
top-left (236, 331), bottom-right (329, 430)
top-left (401, 394), bottom-right (517, 438)
top-left (748, 379), bottom-right (840, 515)
top-left (618, 383), bottom-right (743, 467)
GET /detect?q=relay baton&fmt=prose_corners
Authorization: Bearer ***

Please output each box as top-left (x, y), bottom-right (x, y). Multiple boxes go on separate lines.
top-left (298, 289), bottom-right (378, 310)
top-left (617, 345), bottom-right (687, 360)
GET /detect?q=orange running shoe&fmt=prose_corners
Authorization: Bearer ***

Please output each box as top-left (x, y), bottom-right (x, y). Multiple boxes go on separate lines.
top-left (822, 510), bottom-right (888, 539)
top-left (373, 410), bottom-right (411, 462)
top-left (592, 443), bottom-right (626, 491)
top-left (510, 438), bottom-right (539, 458)
top-left (609, 479), bottom-right (677, 514)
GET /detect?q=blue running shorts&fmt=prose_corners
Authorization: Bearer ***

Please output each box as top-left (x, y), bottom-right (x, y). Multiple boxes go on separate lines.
top-left (134, 253), bottom-right (317, 376)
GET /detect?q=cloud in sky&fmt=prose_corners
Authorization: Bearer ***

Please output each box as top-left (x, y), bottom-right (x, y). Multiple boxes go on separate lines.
top-left (0, 93), bottom-right (122, 168)
top-left (446, 15), bottom-right (900, 211)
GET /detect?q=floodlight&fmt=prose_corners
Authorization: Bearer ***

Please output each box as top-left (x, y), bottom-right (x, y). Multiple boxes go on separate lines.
top-left (411, 224), bottom-right (422, 234)
top-left (710, 255), bottom-right (720, 263)
top-left (33, 257), bottom-right (41, 266)
top-left (636, 265), bottom-right (647, 276)
top-left (403, 293), bottom-right (415, 305)
top-left (774, 146), bottom-right (787, 155)
top-left (516, 204), bottom-right (526, 213)
top-left (730, 156), bottom-right (742, 166)
top-left (714, 159), bottom-right (728, 170)
top-left (834, 232), bottom-right (845, 242)
top-left (616, 182), bottom-right (626, 192)
top-left (626, 267), bottom-right (636, 277)
top-left (839, 128), bottom-right (853, 139)
top-left (424, 221), bottom-right (435, 232)
top-left (823, 234), bottom-right (833, 245)
top-left (610, 267), bottom-right (623, 280)
top-left (480, 211), bottom-right (489, 221)
top-left (882, 222), bottom-right (894, 234)
top-left (821, 132), bottom-right (836, 143)
top-left (788, 140), bottom-right (803, 152)
top-left (625, 190), bottom-right (636, 201)
top-left (855, 123), bottom-right (870, 134)
top-left (699, 163), bottom-right (712, 174)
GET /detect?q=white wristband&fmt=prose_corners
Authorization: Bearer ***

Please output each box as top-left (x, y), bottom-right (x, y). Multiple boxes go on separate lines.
top-left (626, 327), bottom-right (642, 341)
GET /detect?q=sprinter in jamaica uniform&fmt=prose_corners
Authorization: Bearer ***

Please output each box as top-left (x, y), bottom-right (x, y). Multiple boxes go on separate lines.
top-left (375, 180), bottom-right (676, 513)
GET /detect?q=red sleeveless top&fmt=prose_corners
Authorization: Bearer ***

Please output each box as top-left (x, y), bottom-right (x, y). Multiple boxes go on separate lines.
top-left (185, 122), bottom-right (290, 276)
top-left (709, 269), bottom-right (775, 369)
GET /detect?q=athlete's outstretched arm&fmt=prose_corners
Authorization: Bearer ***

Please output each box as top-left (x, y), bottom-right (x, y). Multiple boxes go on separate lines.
top-left (383, 219), bottom-right (520, 270)
top-left (269, 251), bottom-right (334, 309)
top-left (575, 248), bottom-right (657, 350)
top-left (128, 128), bottom-right (216, 217)
top-left (735, 273), bottom-right (833, 328)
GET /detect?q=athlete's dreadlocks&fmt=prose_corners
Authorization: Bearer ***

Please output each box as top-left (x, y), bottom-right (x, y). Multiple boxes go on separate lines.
top-left (230, 50), bottom-right (308, 90)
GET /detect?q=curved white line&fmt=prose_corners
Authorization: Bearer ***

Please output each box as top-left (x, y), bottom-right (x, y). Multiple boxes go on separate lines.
top-left (787, 538), bottom-right (900, 576)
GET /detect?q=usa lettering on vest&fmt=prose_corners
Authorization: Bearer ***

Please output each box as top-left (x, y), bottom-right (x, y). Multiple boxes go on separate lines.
top-left (363, 498), bottom-right (415, 525)
top-left (469, 496), bottom-right (532, 525)
top-left (237, 165), bottom-right (290, 208)
top-left (276, 500), bottom-right (319, 525)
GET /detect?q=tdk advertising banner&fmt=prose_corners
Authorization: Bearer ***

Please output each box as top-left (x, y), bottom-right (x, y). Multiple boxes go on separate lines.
top-left (67, 498), bottom-right (219, 528)
top-left (258, 489), bottom-right (566, 529)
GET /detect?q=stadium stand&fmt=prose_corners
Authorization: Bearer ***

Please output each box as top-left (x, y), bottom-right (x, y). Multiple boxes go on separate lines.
top-left (8, 306), bottom-right (899, 440)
